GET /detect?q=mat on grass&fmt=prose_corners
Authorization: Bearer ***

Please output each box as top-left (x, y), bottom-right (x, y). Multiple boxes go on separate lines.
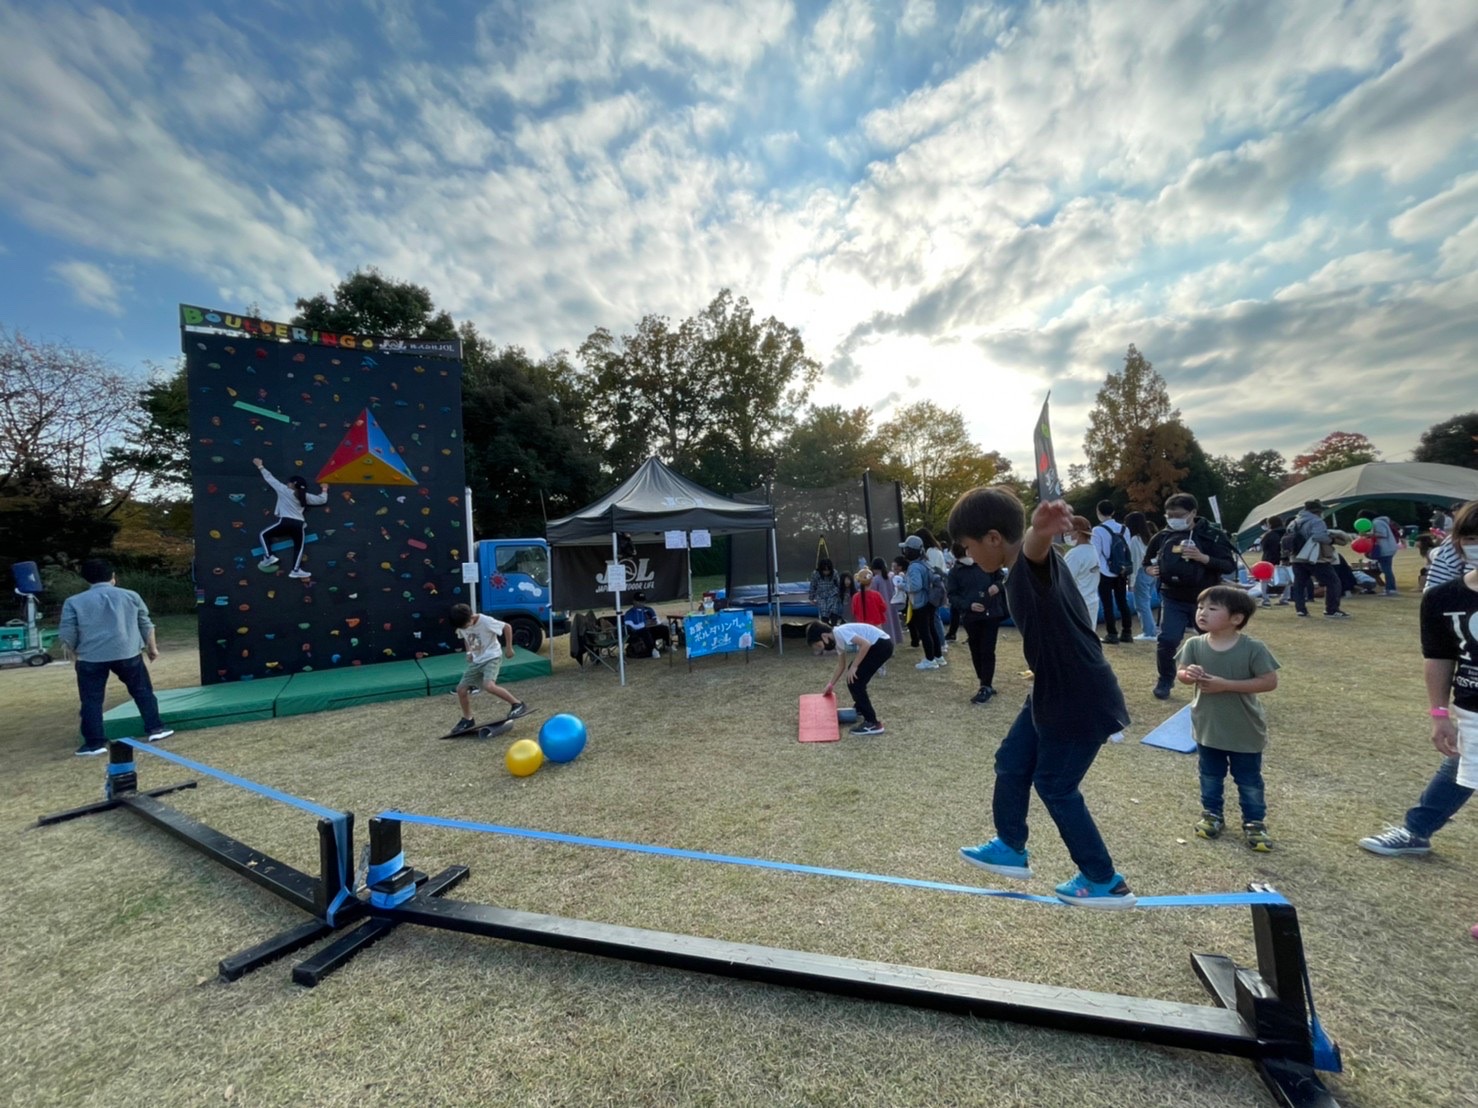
top-left (418, 647), bottom-right (551, 694)
top-left (1141, 704), bottom-right (1196, 753)
top-left (102, 676), bottom-right (287, 739)
top-left (274, 660), bottom-right (429, 717)
top-left (798, 692), bottom-right (841, 743)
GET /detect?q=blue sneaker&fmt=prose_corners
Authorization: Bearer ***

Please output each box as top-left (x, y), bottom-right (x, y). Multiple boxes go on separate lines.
top-left (959, 838), bottom-right (1033, 879)
top-left (1054, 872), bottom-right (1137, 909)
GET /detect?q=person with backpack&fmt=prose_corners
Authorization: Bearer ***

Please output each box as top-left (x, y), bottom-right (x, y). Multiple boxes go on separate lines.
top-left (1286, 499), bottom-right (1347, 620)
top-left (1091, 500), bottom-right (1134, 645)
top-left (1142, 493), bottom-right (1238, 700)
top-left (1357, 509), bottom-right (1401, 595)
top-left (900, 535), bottom-right (944, 670)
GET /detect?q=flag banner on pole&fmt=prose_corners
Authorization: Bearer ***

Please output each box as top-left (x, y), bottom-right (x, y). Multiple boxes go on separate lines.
top-left (1033, 394), bottom-right (1063, 502)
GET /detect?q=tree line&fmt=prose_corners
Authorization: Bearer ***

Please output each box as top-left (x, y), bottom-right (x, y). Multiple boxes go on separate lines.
top-left (2, 271), bottom-right (1474, 574)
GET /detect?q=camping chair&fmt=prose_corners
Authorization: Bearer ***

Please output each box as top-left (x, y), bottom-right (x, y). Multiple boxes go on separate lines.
top-left (580, 612), bottom-right (621, 675)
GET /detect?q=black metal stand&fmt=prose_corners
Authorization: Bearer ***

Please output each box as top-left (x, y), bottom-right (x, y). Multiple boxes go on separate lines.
top-left (35, 742), bottom-right (365, 980)
top-left (305, 818), bottom-right (1340, 1107)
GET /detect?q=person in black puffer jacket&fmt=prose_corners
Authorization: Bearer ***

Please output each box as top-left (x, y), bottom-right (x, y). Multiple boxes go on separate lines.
top-left (947, 542), bottom-right (1008, 705)
top-left (1142, 492), bottom-right (1237, 700)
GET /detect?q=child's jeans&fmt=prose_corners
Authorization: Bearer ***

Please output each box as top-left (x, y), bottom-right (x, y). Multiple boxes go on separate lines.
top-left (993, 702), bottom-right (1115, 884)
top-left (1199, 746), bottom-right (1266, 822)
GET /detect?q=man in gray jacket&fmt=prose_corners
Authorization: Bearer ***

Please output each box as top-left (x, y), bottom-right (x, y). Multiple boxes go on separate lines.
top-left (59, 559), bottom-right (174, 755)
top-left (1288, 500), bottom-right (1347, 619)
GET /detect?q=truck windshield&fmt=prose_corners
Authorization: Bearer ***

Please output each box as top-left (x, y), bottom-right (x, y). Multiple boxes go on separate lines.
top-left (497, 544), bottom-right (549, 587)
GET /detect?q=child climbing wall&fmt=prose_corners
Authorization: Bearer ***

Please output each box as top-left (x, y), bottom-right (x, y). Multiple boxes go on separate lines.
top-left (183, 307), bottom-right (466, 683)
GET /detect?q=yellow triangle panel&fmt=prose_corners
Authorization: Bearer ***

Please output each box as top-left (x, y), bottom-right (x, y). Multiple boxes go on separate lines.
top-left (321, 454), bottom-right (418, 486)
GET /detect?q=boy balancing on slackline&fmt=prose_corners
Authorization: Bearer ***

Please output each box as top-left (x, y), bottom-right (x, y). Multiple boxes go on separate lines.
top-left (949, 487), bottom-right (1136, 908)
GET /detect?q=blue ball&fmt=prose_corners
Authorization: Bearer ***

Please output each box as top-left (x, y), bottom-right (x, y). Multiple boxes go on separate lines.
top-left (538, 714), bottom-right (587, 763)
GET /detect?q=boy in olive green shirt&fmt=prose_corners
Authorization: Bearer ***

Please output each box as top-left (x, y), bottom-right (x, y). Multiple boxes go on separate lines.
top-left (1176, 585), bottom-right (1281, 850)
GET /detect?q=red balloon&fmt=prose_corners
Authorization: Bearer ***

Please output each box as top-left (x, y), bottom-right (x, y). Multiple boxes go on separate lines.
top-left (1250, 561), bottom-right (1275, 580)
top-left (1351, 537), bottom-right (1375, 555)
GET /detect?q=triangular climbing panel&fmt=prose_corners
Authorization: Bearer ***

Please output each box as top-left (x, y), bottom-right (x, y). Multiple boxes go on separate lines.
top-left (316, 408), bottom-right (417, 486)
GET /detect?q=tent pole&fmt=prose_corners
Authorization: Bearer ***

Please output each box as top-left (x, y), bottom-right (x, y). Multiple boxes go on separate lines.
top-left (770, 522), bottom-right (783, 656)
top-left (613, 531), bottom-right (625, 686)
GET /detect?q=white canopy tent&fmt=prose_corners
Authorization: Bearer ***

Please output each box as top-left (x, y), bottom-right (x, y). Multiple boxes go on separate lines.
top-left (1233, 462), bottom-right (1478, 550)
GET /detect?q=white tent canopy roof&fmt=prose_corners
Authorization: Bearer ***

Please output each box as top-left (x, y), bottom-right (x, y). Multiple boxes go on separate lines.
top-left (1234, 462), bottom-right (1478, 546)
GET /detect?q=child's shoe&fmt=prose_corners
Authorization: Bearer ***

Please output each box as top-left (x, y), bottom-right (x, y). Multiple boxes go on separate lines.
top-left (1195, 811), bottom-right (1225, 840)
top-left (959, 837), bottom-right (1033, 879)
top-left (1054, 872), bottom-right (1137, 909)
top-left (1243, 820), bottom-right (1273, 852)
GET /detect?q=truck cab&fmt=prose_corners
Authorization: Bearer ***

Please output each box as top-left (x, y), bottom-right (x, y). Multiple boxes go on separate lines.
top-left (475, 538), bottom-right (568, 653)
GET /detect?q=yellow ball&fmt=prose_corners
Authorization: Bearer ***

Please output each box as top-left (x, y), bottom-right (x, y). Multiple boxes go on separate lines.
top-left (505, 739), bottom-right (544, 777)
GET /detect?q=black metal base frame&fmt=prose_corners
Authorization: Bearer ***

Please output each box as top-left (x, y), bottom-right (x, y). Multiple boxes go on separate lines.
top-left (37, 752), bottom-right (1342, 1107)
top-left (35, 743), bottom-right (363, 980)
top-left (302, 817), bottom-right (1341, 1108)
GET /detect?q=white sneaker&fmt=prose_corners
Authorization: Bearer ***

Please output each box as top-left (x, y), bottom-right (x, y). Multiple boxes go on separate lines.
top-left (652, 647), bottom-right (661, 658)
top-left (288, 569), bottom-right (312, 579)
top-left (145, 728), bottom-right (175, 743)
top-left (1134, 633), bottom-right (1156, 642)
top-left (936, 656), bottom-right (948, 666)
top-left (260, 555), bottom-right (279, 567)
top-left (915, 659), bottom-right (940, 670)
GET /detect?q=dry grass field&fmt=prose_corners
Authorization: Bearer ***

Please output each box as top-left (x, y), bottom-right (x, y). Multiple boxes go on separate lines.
top-left (3, 555), bottom-right (1476, 1107)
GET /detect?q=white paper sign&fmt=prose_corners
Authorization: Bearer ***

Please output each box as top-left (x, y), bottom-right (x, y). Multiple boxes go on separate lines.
top-left (664, 530), bottom-right (687, 549)
top-left (604, 563), bottom-right (627, 592)
top-left (690, 529), bottom-right (712, 548)
top-left (461, 562), bottom-right (480, 584)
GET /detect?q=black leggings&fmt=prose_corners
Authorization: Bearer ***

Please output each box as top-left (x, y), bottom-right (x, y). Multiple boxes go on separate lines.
top-left (909, 603), bottom-right (941, 661)
top-left (259, 517), bottom-right (307, 571)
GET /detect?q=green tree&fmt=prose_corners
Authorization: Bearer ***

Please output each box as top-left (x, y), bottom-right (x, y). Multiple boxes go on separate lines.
top-left (689, 290), bottom-right (820, 493)
top-left (577, 315), bottom-right (710, 479)
top-left (1291, 431), bottom-right (1381, 479)
top-left (577, 290), bottom-right (821, 493)
top-left (877, 402), bottom-right (1009, 531)
top-left (292, 268), bottom-right (457, 339)
top-left (1084, 344), bottom-right (1178, 483)
top-left (460, 326), bottom-right (604, 538)
top-left (102, 359), bottom-right (191, 496)
top-left (775, 405), bottom-right (885, 488)
top-left (1412, 412), bottom-right (1478, 469)
top-left (1209, 449), bottom-right (1289, 531)
top-left (0, 461), bottom-right (118, 573)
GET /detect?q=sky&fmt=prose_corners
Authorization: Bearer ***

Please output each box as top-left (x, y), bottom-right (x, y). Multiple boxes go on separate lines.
top-left (1, 0), bottom-right (1475, 475)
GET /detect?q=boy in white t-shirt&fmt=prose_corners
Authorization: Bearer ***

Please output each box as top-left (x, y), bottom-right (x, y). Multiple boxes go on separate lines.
top-left (808, 621), bottom-right (894, 736)
top-left (449, 603), bottom-right (529, 734)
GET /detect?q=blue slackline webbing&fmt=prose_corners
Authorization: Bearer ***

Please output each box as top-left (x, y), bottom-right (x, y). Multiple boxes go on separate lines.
top-left (118, 738), bottom-right (344, 821)
top-left (116, 738), bottom-right (358, 920)
top-left (376, 810), bottom-right (1289, 909)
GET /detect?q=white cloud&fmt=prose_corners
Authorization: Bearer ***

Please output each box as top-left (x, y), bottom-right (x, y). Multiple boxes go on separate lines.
top-left (51, 260), bottom-right (125, 315)
top-left (1390, 172), bottom-right (1478, 242)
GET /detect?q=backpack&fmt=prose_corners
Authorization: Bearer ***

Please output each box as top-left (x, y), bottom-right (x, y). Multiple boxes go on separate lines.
top-left (927, 566), bottom-right (949, 609)
top-left (1280, 520), bottom-right (1304, 561)
top-left (1103, 522), bottom-right (1133, 577)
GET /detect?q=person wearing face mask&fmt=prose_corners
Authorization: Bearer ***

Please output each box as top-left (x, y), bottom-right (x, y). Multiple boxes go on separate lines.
top-left (947, 542), bottom-right (1008, 704)
top-left (1359, 500), bottom-right (1478, 867)
top-left (1142, 493), bottom-right (1238, 700)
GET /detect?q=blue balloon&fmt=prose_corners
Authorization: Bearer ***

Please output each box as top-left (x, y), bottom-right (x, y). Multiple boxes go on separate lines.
top-left (538, 714), bottom-right (587, 764)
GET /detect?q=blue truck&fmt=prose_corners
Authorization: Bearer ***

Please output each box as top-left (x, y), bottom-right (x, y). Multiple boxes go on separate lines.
top-left (475, 538), bottom-right (568, 653)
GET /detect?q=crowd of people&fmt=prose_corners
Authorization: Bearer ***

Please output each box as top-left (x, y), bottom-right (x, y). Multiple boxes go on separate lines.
top-left (804, 489), bottom-right (1476, 930)
top-left (62, 481), bottom-right (1474, 931)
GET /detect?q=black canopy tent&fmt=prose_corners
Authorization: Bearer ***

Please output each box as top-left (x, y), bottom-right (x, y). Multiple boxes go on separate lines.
top-left (546, 457), bottom-right (782, 683)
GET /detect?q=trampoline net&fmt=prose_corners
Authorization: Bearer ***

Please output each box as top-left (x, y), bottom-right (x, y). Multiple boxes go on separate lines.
top-left (728, 474), bottom-right (904, 590)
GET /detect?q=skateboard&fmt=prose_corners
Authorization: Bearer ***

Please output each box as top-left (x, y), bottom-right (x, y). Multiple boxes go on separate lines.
top-left (437, 720), bottom-right (514, 740)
